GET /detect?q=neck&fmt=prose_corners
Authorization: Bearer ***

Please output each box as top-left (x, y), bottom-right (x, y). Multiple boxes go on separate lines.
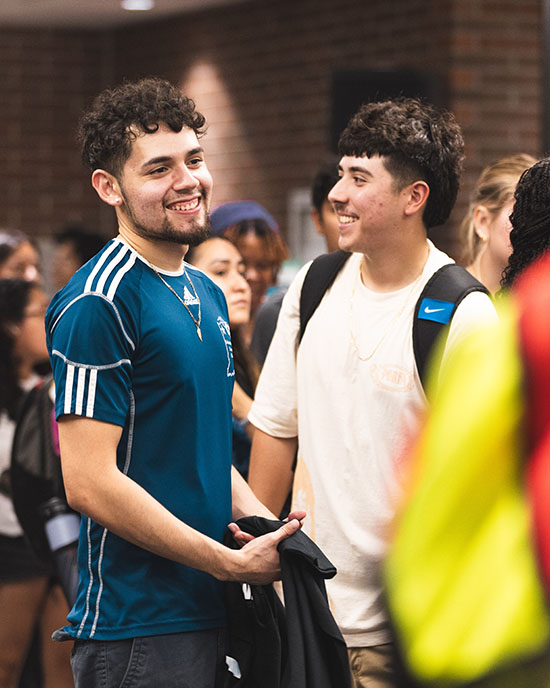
top-left (117, 223), bottom-right (187, 272)
top-left (471, 248), bottom-right (504, 294)
top-left (359, 238), bottom-right (430, 292)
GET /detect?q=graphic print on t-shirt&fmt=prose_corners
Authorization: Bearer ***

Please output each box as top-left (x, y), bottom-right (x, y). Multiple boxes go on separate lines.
top-left (217, 316), bottom-right (235, 377)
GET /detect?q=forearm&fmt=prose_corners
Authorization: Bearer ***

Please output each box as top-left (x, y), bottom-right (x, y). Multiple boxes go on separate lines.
top-left (248, 428), bottom-right (297, 516)
top-left (59, 417), bottom-right (243, 582)
top-left (231, 465), bottom-right (275, 521)
top-left (67, 459), bottom-right (237, 581)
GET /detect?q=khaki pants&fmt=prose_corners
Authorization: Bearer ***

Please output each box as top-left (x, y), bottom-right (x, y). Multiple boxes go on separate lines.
top-left (348, 643), bottom-right (396, 688)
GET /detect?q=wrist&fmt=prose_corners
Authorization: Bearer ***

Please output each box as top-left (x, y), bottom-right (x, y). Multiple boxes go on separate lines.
top-left (210, 541), bottom-right (243, 582)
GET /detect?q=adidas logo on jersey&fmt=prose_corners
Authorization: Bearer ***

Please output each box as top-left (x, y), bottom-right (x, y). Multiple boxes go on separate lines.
top-left (183, 286), bottom-right (199, 306)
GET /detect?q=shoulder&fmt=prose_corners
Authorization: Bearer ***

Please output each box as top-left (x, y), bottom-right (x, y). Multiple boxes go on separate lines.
top-left (46, 239), bottom-right (144, 344)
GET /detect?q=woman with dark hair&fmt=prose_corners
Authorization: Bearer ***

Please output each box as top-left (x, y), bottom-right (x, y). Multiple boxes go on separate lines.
top-left (186, 238), bottom-right (258, 479)
top-left (210, 201), bottom-right (289, 346)
top-left (0, 279), bottom-right (72, 688)
top-left (502, 157), bottom-right (550, 289)
top-left (0, 228), bottom-right (40, 283)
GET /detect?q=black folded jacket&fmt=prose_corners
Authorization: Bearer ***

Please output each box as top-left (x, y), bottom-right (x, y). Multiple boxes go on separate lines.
top-left (223, 516), bottom-right (352, 688)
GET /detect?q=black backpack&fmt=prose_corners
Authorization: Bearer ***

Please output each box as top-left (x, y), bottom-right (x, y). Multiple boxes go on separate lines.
top-left (299, 250), bottom-right (488, 391)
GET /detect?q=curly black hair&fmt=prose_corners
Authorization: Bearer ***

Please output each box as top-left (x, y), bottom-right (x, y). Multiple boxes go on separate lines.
top-left (0, 279), bottom-right (34, 419)
top-left (338, 97), bottom-right (464, 229)
top-left (78, 77), bottom-right (207, 177)
top-left (501, 157), bottom-right (550, 289)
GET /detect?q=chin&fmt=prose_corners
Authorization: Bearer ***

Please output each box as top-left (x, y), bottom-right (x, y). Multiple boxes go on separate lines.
top-left (229, 311), bottom-right (250, 328)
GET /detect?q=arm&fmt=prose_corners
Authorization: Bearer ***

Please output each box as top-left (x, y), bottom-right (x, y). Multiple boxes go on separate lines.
top-left (248, 427), bottom-right (298, 517)
top-left (59, 416), bottom-right (299, 585)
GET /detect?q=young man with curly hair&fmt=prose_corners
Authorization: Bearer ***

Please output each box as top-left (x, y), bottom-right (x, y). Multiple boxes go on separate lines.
top-left (248, 98), bottom-right (497, 687)
top-left (45, 77), bottom-right (303, 688)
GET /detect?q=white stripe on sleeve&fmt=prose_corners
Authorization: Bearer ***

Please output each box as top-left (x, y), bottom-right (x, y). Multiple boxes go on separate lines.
top-left (64, 365), bottom-right (75, 415)
top-left (75, 367), bottom-right (87, 415)
top-left (86, 368), bottom-right (98, 418)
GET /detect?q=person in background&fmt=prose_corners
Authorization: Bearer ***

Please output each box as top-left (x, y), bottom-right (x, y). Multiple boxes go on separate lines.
top-left (0, 229), bottom-right (40, 283)
top-left (210, 200), bottom-right (288, 347)
top-left (52, 224), bottom-right (106, 291)
top-left (0, 279), bottom-right (72, 688)
top-left (250, 158), bottom-right (341, 366)
top-left (187, 237), bottom-right (259, 479)
top-left (459, 154), bottom-right (536, 293)
top-left (248, 97), bottom-right (496, 687)
top-left (502, 156), bottom-right (550, 289)
top-left (310, 155), bottom-right (341, 254)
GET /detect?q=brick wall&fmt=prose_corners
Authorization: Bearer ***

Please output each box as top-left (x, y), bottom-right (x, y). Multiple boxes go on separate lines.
top-left (0, 28), bottom-right (115, 240)
top-left (114, 0), bottom-right (456, 250)
top-left (446, 0), bottom-right (541, 256)
top-left (0, 0), bottom-right (542, 260)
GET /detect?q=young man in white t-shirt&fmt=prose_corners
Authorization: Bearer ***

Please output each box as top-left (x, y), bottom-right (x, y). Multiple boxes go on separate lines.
top-left (248, 98), bottom-right (497, 688)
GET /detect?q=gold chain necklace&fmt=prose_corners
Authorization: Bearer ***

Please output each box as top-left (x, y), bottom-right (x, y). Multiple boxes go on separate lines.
top-left (349, 259), bottom-right (426, 361)
top-left (148, 263), bottom-right (203, 342)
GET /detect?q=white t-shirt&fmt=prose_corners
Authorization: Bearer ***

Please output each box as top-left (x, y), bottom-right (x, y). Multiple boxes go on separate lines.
top-left (0, 375), bottom-right (41, 537)
top-left (249, 242), bottom-right (497, 647)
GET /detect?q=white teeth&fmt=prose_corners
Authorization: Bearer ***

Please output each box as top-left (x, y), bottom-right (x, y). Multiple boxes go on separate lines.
top-left (169, 198), bottom-right (200, 211)
top-left (339, 215), bottom-right (356, 224)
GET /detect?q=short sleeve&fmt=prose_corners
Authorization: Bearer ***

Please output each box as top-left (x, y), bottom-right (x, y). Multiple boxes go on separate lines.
top-left (48, 294), bottom-right (135, 426)
top-left (248, 262), bottom-right (311, 438)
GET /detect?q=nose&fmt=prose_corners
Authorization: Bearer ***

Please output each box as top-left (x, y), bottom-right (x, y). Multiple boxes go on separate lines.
top-left (232, 271), bottom-right (249, 293)
top-left (328, 177), bottom-right (346, 205)
top-left (173, 164), bottom-right (199, 191)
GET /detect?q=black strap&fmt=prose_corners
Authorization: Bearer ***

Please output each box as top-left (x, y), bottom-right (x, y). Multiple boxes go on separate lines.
top-left (413, 263), bottom-right (488, 389)
top-left (299, 255), bottom-right (489, 394)
top-left (299, 250), bottom-right (351, 344)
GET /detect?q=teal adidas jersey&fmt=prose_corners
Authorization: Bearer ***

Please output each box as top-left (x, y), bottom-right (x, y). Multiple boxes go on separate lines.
top-left (46, 238), bottom-right (234, 640)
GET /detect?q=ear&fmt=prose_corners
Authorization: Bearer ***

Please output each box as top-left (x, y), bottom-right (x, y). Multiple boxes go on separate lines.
top-left (404, 181), bottom-right (430, 217)
top-left (472, 205), bottom-right (491, 242)
top-left (91, 169), bottom-right (123, 207)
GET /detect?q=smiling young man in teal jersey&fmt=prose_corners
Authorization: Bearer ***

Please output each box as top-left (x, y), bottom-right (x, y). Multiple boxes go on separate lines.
top-left (45, 77), bottom-right (304, 688)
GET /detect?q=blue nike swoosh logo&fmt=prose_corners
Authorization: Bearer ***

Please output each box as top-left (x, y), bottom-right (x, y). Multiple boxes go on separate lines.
top-left (424, 307), bottom-right (445, 314)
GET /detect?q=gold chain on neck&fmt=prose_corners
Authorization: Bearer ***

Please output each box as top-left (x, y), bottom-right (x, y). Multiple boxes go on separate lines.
top-left (349, 258), bottom-right (426, 361)
top-left (148, 263), bottom-right (203, 342)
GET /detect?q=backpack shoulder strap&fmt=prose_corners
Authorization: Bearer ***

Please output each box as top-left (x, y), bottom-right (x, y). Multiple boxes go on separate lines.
top-left (413, 263), bottom-right (489, 390)
top-left (299, 250), bottom-right (351, 344)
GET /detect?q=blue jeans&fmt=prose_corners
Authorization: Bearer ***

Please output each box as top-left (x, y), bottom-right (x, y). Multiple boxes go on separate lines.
top-left (70, 628), bottom-right (227, 688)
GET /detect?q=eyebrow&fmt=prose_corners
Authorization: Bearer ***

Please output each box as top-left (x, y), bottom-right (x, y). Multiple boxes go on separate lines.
top-left (141, 147), bottom-right (204, 170)
top-left (208, 259), bottom-right (231, 266)
top-left (340, 164), bottom-right (374, 178)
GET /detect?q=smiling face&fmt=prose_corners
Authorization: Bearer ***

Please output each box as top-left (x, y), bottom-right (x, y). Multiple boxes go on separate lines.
top-left (113, 123), bottom-right (213, 247)
top-left (189, 238), bottom-right (251, 327)
top-left (328, 154), bottom-right (408, 254)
